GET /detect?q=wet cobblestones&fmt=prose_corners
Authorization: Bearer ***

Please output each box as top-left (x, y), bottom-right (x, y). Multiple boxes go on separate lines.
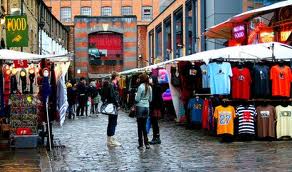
top-left (50, 112), bottom-right (292, 171)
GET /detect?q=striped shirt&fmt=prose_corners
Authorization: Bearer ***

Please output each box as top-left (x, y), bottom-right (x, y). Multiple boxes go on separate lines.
top-left (236, 105), bottom-right (257, 135)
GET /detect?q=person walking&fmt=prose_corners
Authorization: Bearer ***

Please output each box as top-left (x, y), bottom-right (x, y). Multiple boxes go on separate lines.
top-left (135, 73), bottom-right (152, 150)
top-left (88, 80), bottom-right (98, 115)
top-left (149, 76), bottom-right (162, 144)
top-left (76, 77), bottom-right (87, 117)
top-left (101, 72), bottom-right (121, 146)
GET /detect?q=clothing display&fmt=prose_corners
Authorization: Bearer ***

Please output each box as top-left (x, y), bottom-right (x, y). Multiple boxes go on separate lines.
top-left (188, 64), bottom-right (202, 91)
top-left (256, 105), bottom-right (276, 138)
top-left (162, 89), bottom-right (172, 101)
top-left (202, 99), bottom-right (209, 129)
top-left (158, 69), bottom-right (169, 84)
top-left (213, 105), bottom-right (236, 135)
top-left (270, 65), bottom-right (292, 97)
top-left (236, 105), bottom-right (256, 135)
top-left (208, 62), bottom-right (232, 95)
top-left (252, 64), bottom-right (270, 97)
top-left (231, 67), bottom-right (252, 100)
top-left (275, 105), bottom-right (292, 139)
top-left (187, 97), bottom-right (204, 123)
top-left (200, 64), bottom-right (209, 89)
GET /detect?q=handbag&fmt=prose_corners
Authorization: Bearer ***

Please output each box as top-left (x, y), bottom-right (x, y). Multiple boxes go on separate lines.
top-left (171, 73), bottom-right (181, 87)
top-left (129, 105), bottom-right (136, 118)
top-left (100, 103), bottom-right (117, 115)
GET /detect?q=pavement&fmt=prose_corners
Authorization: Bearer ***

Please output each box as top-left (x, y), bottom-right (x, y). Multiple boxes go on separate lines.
top-left (48, 111), bottom-right (292, 172)
top-left (0, 147), bottom-right (51, 172)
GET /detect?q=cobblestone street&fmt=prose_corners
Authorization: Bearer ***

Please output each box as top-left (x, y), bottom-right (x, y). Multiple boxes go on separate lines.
top-left (50, 111), bottom-right (292, 172)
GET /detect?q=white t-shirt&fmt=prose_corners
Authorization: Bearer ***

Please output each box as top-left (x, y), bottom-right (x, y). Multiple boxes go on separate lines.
top-left (275, 105), bottom-right (292, 139)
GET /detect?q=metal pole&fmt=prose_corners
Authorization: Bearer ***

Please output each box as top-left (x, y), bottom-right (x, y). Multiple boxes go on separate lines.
top-left (46, 97), bottom-right (52, 151)
top-left (20, 0), bottom-right (23, 52)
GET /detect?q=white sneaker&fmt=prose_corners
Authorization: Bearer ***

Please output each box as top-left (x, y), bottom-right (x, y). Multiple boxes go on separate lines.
top-left (111, 137), bottom-right (121, 146)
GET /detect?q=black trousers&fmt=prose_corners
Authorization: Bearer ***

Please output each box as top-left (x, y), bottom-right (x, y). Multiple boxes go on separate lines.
top-left (107, 115), bottom-right (118, 136)
top-left (151, 116), bottom-right (160, 139)
top-left (137, 118), bottom-right (148, 146)
top-left (77, 96), bottom-right (87, 116)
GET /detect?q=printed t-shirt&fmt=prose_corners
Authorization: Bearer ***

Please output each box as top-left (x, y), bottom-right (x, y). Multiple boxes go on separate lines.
top-left (200, 64), bottom-right (209, 88)
top-left (213, 105), bottom-right (236, 135)
top-left (256, 105), bottom-right (276, 138)
top-left (275, 105), bottom-right (292, 139)
top-left (231, 67), bottom-right (252, 100)
top-left (236, 105), bottom-right (256, 135)
top-left (189, 64), bottom-right (202, 91)
top-left (208, 62), bottom-right (232, 95)
top-left (270, 65), bottom-right (292, 97)
top-left (188, 98), bottom-right (204, 123)
top-left (202, 99), bottom-right (209, 129)
top-left (252, 65), bottom-right (270, 97)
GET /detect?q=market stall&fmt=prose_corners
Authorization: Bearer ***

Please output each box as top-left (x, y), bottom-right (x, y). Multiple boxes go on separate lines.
top-left (120, 41), bottom-right (292, 141)
top-left (0, 49), bottom-right (71, 150)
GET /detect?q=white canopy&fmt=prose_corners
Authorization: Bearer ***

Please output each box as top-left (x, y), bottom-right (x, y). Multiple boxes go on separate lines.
top-left (205, 0), bottom-right (292, 39)
top-left (118, 42), bottom-right (292, 75)
top-left (175, 42), bottom-right (292, 63)
top-left (0, 49), bottom-right (71, 62)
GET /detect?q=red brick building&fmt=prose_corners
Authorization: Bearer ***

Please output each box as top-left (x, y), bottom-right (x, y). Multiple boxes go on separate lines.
top-left (74, 16), bottom-right (137, 78)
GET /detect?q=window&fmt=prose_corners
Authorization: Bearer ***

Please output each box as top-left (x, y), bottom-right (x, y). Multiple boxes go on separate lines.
top-left (247, 6), bottom-right (254, 11)
top-left (101, 7), bottom-right (112, 16)
top-left (60, 7), bottom-right (71, 22)
top-left (81, 7), bottom-right (91, 16)
top-left (121, 6), bottom-right (132, 15)
top-left (142, 6), bottom-right (153, 21)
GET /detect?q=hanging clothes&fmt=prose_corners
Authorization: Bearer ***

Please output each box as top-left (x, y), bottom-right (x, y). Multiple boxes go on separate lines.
top-left (213, 105), bottom-right (236, 135)
top-left (187, 97), bottom-right (204, 124)
top-left (231, 67), bottom-right (252, 100)
top-left (275, 105), bottom-right (292, 139)
top-left (252, 64), bottom-right (270, 97)
top-left (256, 105), bottom-right (276, 138)
top-left (270, 65), bottom-right (292, 97)
top-left (236, 105), bottom-right (256, 135)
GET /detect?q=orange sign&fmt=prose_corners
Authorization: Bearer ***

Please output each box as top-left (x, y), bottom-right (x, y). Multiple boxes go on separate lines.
top-left (280, 31), bottom-right (292, 42)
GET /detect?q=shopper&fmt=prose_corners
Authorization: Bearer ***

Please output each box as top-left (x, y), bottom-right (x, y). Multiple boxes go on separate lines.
top-left (101, 72), bottom-right (121, 146)
top-left (66, 82), bottom-right (76, 119)
top-left (135, 73), bottom-right (152, 150)
top-left (76, 77), bottom-right (87, 117)
top-left (88, 80), bottom-right (98, 115)
top-left (149, 76), bottom-right (162, 144)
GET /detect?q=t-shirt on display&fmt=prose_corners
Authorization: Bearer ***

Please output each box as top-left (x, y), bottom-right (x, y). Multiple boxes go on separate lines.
top-left (275, 105), bottom-right (292, 139)
top-left (200, 64), bottom-right (209, 88)
top-left (256, 105), bottom-right (276, 138)
top-left (188, 98), bottom-right (204, 123)
top-left (236, 105), bottom-right (256, 135)
top-left (252, 65), bottom-right (270, 97)
top-left (270, 65), bottom-right (292, 97)
top-left (213, 105), bottom-right (236, 135)
top-left (208, 62), bottom-right (232, 95)
top-left (231, 67), bottom-right (252, 100)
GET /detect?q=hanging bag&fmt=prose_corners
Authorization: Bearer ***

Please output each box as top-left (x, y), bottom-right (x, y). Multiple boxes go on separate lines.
top-left (171, 67), bottom-right (181, 87)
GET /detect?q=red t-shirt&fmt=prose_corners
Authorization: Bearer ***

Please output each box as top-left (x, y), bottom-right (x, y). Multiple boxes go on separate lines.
top-left (202, 99), bottom-right (209, 129)
top-left (270, 65), bottom-right (292, 97)
top-left (231, 67), bottom-right (252, 100)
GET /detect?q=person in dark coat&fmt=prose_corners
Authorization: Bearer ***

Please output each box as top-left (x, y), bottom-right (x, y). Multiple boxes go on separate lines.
top-left (101, 72), bottom-right (121, 146)
top-left (67, 82), bottom-right (76, 119)
top-left (76, 77), bottom-right (87, 117)
top-left (149, 76), bottom-right (163, 144)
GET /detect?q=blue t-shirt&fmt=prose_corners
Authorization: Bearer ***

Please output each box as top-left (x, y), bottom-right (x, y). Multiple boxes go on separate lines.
top-left (188, 98), bottom-right (204, 123)
top-left (208, 62), bottom-right (232, 95)
top-left (200, 64), bottom-right (209, 88)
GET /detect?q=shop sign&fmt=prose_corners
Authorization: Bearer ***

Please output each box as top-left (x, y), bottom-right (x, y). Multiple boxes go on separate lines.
top-left (5, 15), bottom-right (28, 47)
top-left (259, 29), bottom-right (274, 43)
top-left (280, 31), bottom-right (292, 42)
top-left (233, 25), bottom-right (246, 40)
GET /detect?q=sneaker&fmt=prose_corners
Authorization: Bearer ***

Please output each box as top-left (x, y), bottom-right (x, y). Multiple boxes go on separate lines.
top-left (145, 144), bottom-right (150, 149)
top-left (111, 137), bottom-right (122, 146)
top-left (150, 138), bottom-right (161, 145)
top-left (137, 146), bottom-right (143, 150)
top-left (156, 138), bottom-right (161, 144)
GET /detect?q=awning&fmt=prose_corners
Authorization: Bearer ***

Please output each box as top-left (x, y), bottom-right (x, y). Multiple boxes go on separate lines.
top-left (0, 49), bottom-right (71, 62)
top-left (175, 42), bottom-right (292, 63)
top-left (205, 0), bottom-right (292, 39)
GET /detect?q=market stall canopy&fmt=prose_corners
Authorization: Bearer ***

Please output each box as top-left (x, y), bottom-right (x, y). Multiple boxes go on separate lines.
top-left (0, 49), bottom-right (71, 62)
top-left (175, 42), bottom-right (292, 63)
top-left (205, 0), bottom-right (292, 39)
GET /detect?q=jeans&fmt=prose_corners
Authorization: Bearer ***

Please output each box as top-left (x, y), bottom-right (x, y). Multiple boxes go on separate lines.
top-left (151, 116), bottom-right (160, 139)
top-left (77, 96), bottom-right (87, 116)
top-left (107, 115), bottom-right (118, 136)
top-left (68, 104), bottom-right (74, 119)
top-left (136, 106), bottom-right (149, 146)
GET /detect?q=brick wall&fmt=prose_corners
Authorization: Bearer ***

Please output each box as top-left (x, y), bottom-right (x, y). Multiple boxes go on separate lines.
top-left (74, 16), bottom-right (137, 78)
top-left (137, 25), bottom-right (147, 67)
